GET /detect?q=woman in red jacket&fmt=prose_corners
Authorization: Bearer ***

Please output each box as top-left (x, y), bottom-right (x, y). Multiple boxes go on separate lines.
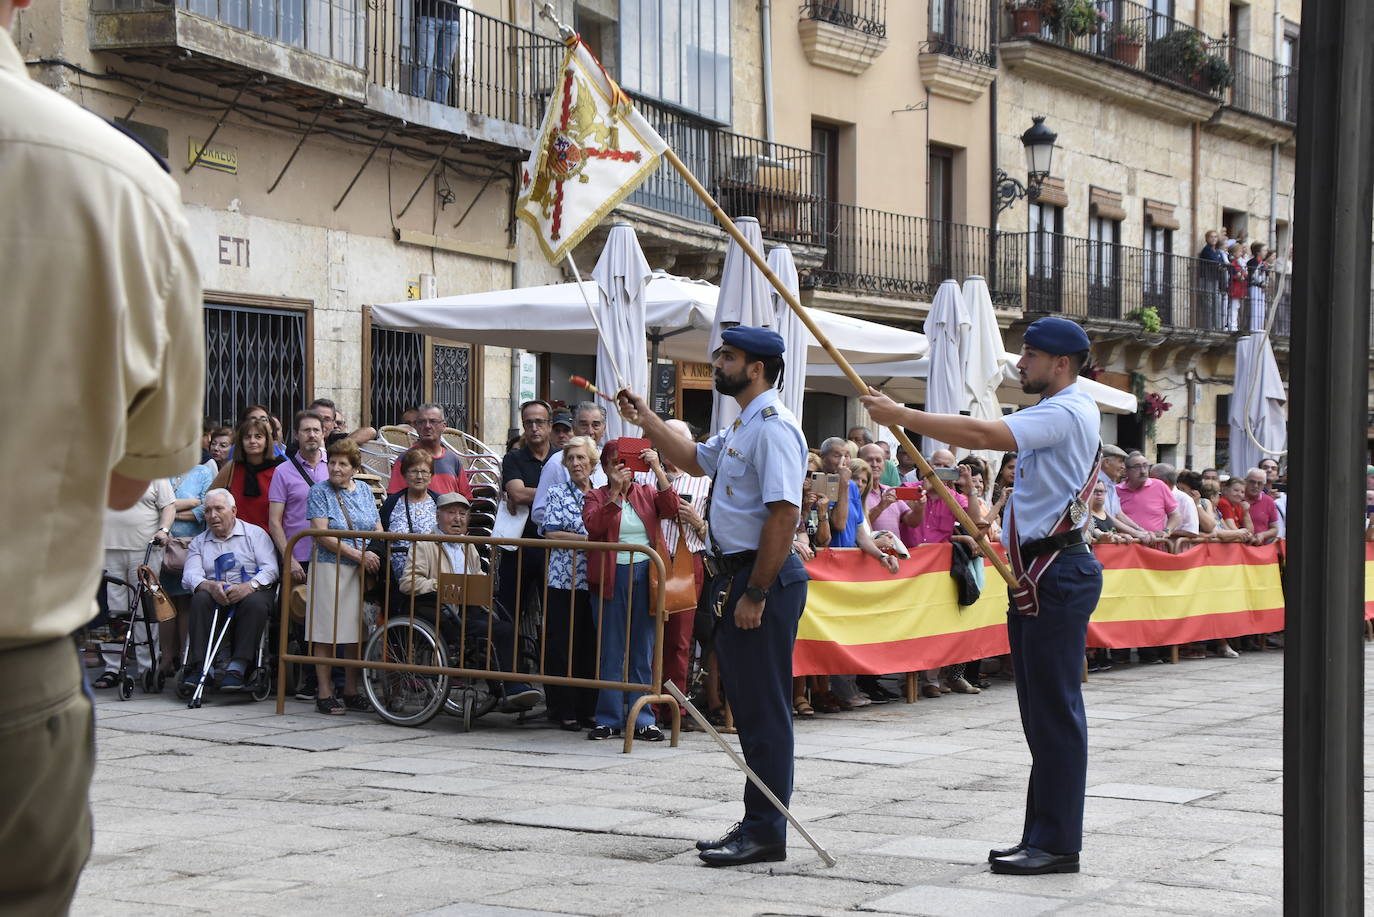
top-left (582, 441), bottom-right (679, 741)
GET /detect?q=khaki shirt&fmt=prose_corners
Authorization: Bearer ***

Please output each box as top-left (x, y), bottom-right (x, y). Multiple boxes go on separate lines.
top-left (0, 29), bottom-right (204, 646)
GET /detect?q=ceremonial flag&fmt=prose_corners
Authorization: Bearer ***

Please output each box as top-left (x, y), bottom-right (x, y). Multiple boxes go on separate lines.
top-left (516, 38), bottom-right (668, 263)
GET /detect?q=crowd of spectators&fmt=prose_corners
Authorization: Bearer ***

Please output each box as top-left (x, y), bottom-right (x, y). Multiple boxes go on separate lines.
top-left (1197, 228), bottom-right (1283, 333)
top-left (85, 394), bottom-right (1295, 730)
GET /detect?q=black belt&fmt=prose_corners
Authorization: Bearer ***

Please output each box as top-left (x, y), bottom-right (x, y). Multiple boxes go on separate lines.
top-left (1019, 530), bottom-right (1087, 562)
top-left (714, 550), bottom-right (757, 577)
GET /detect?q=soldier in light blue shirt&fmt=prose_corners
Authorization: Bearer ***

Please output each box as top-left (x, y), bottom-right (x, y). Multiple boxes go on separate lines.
top-left (618, 324), bottom-right (809, 869)
top-left (862, 315), bottom-right (1105, 878)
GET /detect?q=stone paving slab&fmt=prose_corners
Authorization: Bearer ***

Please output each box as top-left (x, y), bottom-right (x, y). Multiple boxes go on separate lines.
top-left (71, 644), bottom-right (1374, 916)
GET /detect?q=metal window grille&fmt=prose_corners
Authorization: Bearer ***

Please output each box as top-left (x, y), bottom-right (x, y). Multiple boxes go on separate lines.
top-left (203, 302), bottom-right (307, 428)
top-left (800, 0), bottom-right (887, 38)
top-left (432, 343), bottom-right (471, 433)
top-left (926, 0), bottom-right (995, 68)
top-left (370, 327), bottom-right (424, 428)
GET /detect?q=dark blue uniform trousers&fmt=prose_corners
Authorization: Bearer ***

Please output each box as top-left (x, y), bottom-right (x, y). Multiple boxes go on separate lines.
top-left (714, 553), bottom-right (809, 844)
top-left (1006, 548), bottom-right (1103, 855)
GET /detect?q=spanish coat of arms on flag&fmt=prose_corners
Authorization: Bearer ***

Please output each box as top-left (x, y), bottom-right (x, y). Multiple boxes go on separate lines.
top-left (516, 37), bottom-right (668, 263)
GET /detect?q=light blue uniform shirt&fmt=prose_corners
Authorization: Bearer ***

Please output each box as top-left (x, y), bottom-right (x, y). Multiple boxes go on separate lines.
top-left (1001, 383), bottom-right (1101, 544)
top-left (695, 388), bottom-right (807, 554)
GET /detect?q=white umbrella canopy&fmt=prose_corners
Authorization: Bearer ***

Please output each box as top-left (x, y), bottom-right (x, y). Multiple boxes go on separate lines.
top-left (767, 245), bottom-right (807, 423)
top-left (921, 279), bottom-right (971, 456)
top-left (1228, 333), bottom-right (1287, 477)
top-left (961, 275), bottom-right (1011, 468)
top-left (374, 276), bottom-right (927, 367)
top-left (805, 355), bottom-right (1140, 415)
top-left (592, 223), bottom-right (653, 440)
top-left (371, 273), bottom-right (718, 361)
top-left (710, 217), bottom-right (777, 432)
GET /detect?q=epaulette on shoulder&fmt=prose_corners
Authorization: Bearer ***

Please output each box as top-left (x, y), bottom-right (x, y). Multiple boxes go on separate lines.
top-left (761, 406), bottom-right (777, 419)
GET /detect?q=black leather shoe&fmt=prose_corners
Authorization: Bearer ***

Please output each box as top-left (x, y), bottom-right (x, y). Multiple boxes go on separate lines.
top-left (695, 822), bottom-right (742, 852)
top-left (988, 843), bottom-right (1025, 863)
top-left (989, 846), bottom-right (1079, 875)
top-left (698, 835), bottom-right (786, 867)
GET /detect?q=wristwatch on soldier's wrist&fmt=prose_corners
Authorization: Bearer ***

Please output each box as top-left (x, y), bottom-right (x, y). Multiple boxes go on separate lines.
top-left (744, 585), bottom-right (769, 603)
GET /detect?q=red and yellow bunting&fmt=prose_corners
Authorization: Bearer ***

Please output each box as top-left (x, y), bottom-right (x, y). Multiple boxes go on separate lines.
top-left (793, 542), bottom-right (1285, 676)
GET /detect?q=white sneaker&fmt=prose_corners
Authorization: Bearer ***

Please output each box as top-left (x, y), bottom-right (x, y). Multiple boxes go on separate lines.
top-left (1217, 646), bottom-right (1240, 658)
top-left (847, 694), bottom-right (872, 708)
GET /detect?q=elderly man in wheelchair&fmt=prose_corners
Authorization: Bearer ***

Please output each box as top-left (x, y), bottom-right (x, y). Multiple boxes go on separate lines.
top-left (383, 491), bottom-right (540, 721)
top-left (180, 489), bottom-right (279, 695)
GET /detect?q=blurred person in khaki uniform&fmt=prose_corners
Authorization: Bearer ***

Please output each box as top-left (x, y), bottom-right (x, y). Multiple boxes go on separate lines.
top-left (0, 0), bottom-right (204, 910)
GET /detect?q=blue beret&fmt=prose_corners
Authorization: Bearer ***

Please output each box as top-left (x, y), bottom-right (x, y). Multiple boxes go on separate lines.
top-left (721, 324), bottom-right (786, 357)
top-left (1023, 316), bottom-right (1091, 355)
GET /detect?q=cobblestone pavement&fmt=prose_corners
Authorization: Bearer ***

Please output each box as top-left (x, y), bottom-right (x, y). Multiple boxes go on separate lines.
top-left (72, 644), bottom-right (1373, 917)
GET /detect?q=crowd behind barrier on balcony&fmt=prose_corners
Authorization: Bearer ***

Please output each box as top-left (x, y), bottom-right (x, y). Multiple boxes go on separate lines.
top-left (84, 390), bottom-right (1302, 728)
top-left (999, 224), bottom-right (1297, 336)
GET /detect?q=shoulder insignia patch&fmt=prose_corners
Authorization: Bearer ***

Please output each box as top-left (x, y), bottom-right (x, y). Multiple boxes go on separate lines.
top-left (761, 407), bottom-right (777, 419)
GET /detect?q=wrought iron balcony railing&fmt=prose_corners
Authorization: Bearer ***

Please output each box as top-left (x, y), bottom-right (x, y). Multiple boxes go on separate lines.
top-left (1002, 0), bottom-right (1232, 100)
top-left (802, 203), bottom-right (1021, 306)
top-left (1225, 44), bottom-right (1296, 123)
top-left (800, 0), bottom-right (887, 38)
top-left (372, 1), bottom-right (562, 129)
top-left (926, 0), bottom-right (996, 68)
top-left (998, 230), bottom-right (1281, 334)
top-left (626, 96), bottom-right (825, 246)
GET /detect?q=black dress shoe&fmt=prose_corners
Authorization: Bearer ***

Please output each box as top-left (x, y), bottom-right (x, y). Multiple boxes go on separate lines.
top-left (695, 822), bottom-right (742, 852)
top-left (698, 835), bottom-right (786, 867)
top-left (988, 842), bottom-right (1025, 863)
top-left (989, 846), bottom-right (1079, 875)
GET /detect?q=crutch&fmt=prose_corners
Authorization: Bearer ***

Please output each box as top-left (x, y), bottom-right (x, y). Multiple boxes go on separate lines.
top-left (664, 681), bottom-right (836, 867)
top-left (189, 605), bottom-right (236, 709)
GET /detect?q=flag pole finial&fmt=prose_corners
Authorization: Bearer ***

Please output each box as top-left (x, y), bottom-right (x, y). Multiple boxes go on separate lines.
top-left (538, 2), bottom-right (576, 41)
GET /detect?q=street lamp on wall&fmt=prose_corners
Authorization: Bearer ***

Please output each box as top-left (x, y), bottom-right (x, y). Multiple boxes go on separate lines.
top-left (996, 115), bottom-right (1059, 214)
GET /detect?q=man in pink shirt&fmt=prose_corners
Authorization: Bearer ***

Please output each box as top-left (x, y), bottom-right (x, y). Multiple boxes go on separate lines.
top-left (1116, 452), bottom-right (1180, 540)
top-left (1243, 467), bottom-right (1280, 544)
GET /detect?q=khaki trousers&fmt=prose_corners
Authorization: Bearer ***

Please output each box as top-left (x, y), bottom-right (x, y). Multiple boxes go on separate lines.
top-left (0, 638), bottom-right (94, 916)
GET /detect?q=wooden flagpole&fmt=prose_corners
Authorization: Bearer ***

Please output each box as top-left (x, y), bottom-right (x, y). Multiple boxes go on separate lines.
top-left (660, 149), bottom-right (1016, 587)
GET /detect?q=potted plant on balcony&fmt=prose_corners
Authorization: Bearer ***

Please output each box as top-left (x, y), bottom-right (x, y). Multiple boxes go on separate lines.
top-left (1198, 51), bottom-right (1235, 93)
top-left (1145, 28), bottom-right (1233, 92)
top-left (1006, 0), bottom-right (1046, 37)
top-left (1043, 0), bottom-right (1104, 38)
top-left (1106, 21), bottom-right (1145, 66)
top-left (1126, 305), bottom-right (1162, 333)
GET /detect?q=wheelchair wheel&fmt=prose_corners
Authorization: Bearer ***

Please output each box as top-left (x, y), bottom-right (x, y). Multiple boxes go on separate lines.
top-left (457, 689), bottom-right (475, 733)
top-left (363, 619), bottom-right (449, 727)
top-left (248, 669), bottom-right (272, 702)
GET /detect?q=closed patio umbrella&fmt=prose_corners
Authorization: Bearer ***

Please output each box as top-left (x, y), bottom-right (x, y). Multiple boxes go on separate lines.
top-left (767, 245), bottom-right (807, 423)
top-left (709, 216), bottom-right (775, 433)
top-left (961, 275), bottom-right (1010, 467)
top-left (1228, 333), bottom-right (1287, 477)
top-left (591, 222), bottom-right (653, 440)
top-left (921, 279), bottom-right (970, 456)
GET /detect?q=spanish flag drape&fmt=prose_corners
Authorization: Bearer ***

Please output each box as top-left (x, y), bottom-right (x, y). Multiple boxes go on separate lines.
top-left (793, 543), bottom-right (1285, 676)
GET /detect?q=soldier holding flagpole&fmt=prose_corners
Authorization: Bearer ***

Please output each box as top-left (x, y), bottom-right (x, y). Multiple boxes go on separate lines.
top-left (618, 326), bottom-right (809, 868)
top-left (862, 316), bottom-right (1104, 877)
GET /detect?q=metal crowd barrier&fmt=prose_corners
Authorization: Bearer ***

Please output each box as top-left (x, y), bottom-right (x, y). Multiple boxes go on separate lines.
top-left (277, 530), bottom-right (677, 753)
